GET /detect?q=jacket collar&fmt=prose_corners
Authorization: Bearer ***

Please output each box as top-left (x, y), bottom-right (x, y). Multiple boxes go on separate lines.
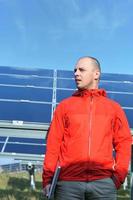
top-left (72, 89), bottom-right (107, 97)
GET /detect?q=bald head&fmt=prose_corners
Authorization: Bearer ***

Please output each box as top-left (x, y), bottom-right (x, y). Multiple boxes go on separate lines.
top-left (74, 56), bottom-right (101, 90)
top-left (77, 56), bottom-right (101, 74)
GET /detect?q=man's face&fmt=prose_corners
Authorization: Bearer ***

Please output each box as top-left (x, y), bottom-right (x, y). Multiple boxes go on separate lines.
top-left (74, 58), bottom-right (100, 90)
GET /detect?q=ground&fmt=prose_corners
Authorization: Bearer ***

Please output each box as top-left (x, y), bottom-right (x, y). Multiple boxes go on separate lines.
top-left (0, 172), bottom-right (130, 200)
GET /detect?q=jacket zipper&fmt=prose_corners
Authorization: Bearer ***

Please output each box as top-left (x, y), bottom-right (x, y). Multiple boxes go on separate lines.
top-left (88, 95), bottom-right (93, 158)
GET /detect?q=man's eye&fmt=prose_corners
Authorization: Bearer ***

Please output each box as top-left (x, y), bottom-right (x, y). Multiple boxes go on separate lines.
top-left (79, 68), bottom-right (85, 72)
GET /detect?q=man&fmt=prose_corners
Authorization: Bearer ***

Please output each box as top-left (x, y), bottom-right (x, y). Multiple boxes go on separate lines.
top-left (42, 56), bottom-right (131, 200)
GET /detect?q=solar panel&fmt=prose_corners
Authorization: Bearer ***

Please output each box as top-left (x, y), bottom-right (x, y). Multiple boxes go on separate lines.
top-left (101, 73), bottom-right (133, 82)
top-left (0, 143), bottom-right (4, 151)
top-left (0, 101), bottom-right (52, 123)
top-left (56, 89), bottom-right (74, 103)
top-left (0, 66), bottom-right (53, 77)
top-left (4, 144), bottom-right (45, 155)
top-left (8, 137), bottom-right (46, 144)
top-left (124, 109), bottom-right (133, 128)
top-left (0, 86), bottom-right (53, 102)
top-left (0, 136), bottom-right (46, 155)
top-left (0, 136), bottom-right (6, 141)
top-left (0, 67), bottom-right (132, 126)
top-left (0, 75), bottom-right (53, 87)
top-left (57, 70), bottom-right (73, 78)
top-left (108, 93), bottom-right (132, 107)
top-left (100, 82), bottom-right (133, 92)
top-left (57, 79), bottom-right (76, 89)
top-left (0, 66), bottom-right (132, 161)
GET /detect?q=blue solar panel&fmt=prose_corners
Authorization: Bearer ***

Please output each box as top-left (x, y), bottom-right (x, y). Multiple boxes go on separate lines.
top-left (57, 70), bottom-right (73, 78)
top-left (0, 75), bottom-right (53, 87)
top-left (108, 93), bottom-right (133, 107)
top-left (56, 89), bottom-right (74, 102)
top-left (124, 109), bottom-right (133, 128)
top-left (0, 101), bottom-right (52, 123)
top-left (0, 86), bottom-right (53, 102)
top-left (8, 137), bottom-right (46, 144)
top-left (0, 136), bottom-right (7, 142)
top-left (100, 82), bottom-right (133, 93)
top-left (0, 143), bottom-right (4, 151)
top-left (4, 143), bottom-right (46, 155)
top-left (0, 67), bottom-right (54, 77)
top-left (0, 66), bottom-right (132, 129)
top-left (101, 73), bottom-right (133, 82)
top-left (0, 66), bottom-right (132, 160)
top-left (57, 79), bottom-right (76, 89)
top-left (0, 136), bottom-right (46, 155)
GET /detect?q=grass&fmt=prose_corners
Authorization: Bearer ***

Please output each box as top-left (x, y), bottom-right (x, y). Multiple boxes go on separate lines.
top-left (0, 171), bottom-right (131, 200)
top-left (0, 171), bottom-right (46, 200)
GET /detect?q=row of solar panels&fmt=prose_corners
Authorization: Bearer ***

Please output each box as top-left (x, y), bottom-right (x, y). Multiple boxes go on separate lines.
top-left (0, 67), bottom-right (133, 160)
top-left (0, 102), bottom-right (132, 126)
top-left (0, 134), bottom-right (128, 158)
top-left (0, 68), bottom-right (132, 125)
top-left (0, 136), bottom-right (46, 155)
top-left (0, 66), bottom-right (133, 81)
top-left (0, 87), bottom-right (132, 105)
top-left (0, 74), bottom-right (133, 91)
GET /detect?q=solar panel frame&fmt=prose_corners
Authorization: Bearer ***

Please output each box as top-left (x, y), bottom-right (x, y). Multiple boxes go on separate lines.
top-left (4, 143), bottom-right (46, 155)
top-left (0, 101), bottom-right (52, 123)
top-left (8, 137), bottom-right (46, 144)
top-left (0, 74), bottom-right (54, 87)
top-left (0, 67), bottom-right (54, 77)
top-left (100, 81), bottom-right (133, 93)
top-left (0, 136), bottom-right (46, 155)
top-left (0, 66), bottom-right (132, 161)
top-left (57, 70), bottom-right (73, 78)
top-left (0, 143), bottom-right (4, 151)
top-left (0, 86), bottom-right (53, 102)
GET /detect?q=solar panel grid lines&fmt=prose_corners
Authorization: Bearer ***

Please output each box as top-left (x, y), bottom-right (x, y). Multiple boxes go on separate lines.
top-left (1, 136), bottom-right (9, 153)
top-left (4, 144), bottom-right (46, 155)
top-left (57, 77), bottom-right (75, 80)
top-left (0, 73), bottom-right (53, 78)
top-left (101, 80), bottom-right (133, 84)
top-left (107, 91), bottom-right (133, 95)
top-left (57, 70), bottom-right (74, 78)
top-left (0, 66), bottom-right (133, 161)
top-left (0, 84), bottom-right (54, 90)
top-left (100, 82), bottom-right (133, 93)
top-left (8, 137), bottom-right (46, 144)
top-left (57, 87), bottom-right (75, 91)
top-left (0, 136), bottom-right (46, 155)
top-left (0, 75), bottom-right (54, 88)
top-left (51, 69), bottom-right (57, 119)
top-left (123, 107), bottom-right (133, 110)
top-left (101, 73), bottom-right (133, 82)
top-left (0, 136), bottom-right (7, 153)
top-left (0, 101), bottom-right (52, 123)
top-left (0, 66), bottom-right (132, 125)
top-left (0, 99), bottom-right (53, 105)
top-left (0, 67), bottom-right (54, 77)
top-left (0, 83), bottom-right (54, 89)
top-left (0, 136), bottom-right (6, 141)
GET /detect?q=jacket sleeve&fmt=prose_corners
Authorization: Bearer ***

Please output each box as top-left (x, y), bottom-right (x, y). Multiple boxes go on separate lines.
top-left (112, 104), bottom-right (132, 189)
top-left (42, 104), bottom-right (65, 188)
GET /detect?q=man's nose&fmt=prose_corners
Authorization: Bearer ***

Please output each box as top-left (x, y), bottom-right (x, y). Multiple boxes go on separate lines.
top-left (74, 69), bottom-right (79, 76)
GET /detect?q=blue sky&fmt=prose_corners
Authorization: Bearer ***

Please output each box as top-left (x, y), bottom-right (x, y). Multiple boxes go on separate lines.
top-left (0, 0), bottom-right (133, 74)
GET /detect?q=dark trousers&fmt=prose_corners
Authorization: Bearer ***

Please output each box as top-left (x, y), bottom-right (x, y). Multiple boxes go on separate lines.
top-left (55, 178), bottom-right (117, 200)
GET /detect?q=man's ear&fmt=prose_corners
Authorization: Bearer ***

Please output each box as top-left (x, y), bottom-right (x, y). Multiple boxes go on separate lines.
top-left (94, 70), bottom-right (100, 80)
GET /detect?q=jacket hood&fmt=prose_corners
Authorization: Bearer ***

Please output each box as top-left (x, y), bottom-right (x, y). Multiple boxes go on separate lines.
top-left (72, 89), bottom-right (107, 97)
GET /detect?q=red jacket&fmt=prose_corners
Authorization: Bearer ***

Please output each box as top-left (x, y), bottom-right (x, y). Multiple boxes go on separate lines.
top-left (42, 89), bottom-right (131, 189)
